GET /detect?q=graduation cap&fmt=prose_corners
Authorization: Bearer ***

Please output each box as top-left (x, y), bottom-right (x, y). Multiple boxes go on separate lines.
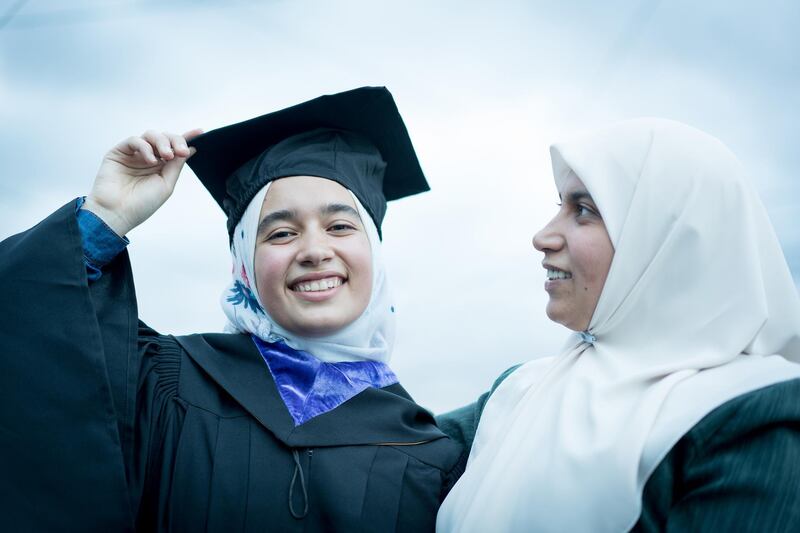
top-left (187, 86), bottom-right (429, 241)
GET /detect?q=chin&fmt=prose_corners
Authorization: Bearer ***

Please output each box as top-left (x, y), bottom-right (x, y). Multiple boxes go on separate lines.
top-left (546, 304), bottom-right (584, 332)
top-left (294, 323), bottom-right (345, 337)
top-left (283, 313), bottom-right (354, 337)
top-left (545, 303), bottom-right (563, 326)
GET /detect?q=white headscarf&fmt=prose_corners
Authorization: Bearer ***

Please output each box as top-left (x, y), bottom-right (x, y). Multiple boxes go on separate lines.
top-left (220, 180), bottom-right (396, 364)
top-left (437, 118), bottom-right (800, 532)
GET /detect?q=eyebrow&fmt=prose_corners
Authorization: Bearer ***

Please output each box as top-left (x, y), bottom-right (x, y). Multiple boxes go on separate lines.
top-left (257, 209), bottom-right (297, 236)
top-left (560, 190), bottom-right (595, 205)
top-left (322, 203), bottom-right (360, 218)
top-left (256, 203), bottom-right (360, 236)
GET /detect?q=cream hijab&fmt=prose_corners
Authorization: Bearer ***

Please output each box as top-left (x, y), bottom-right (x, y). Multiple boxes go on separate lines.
top-left (437, 118), bottom-right (800, 532)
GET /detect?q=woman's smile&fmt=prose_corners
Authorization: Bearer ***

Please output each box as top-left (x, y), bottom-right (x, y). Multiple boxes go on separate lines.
top-left (544, 265), bottom-right (573, 291)
top-left (291, 276), bottom-right (345, 293)
top-left (289, 272), bottom-right (347, 302)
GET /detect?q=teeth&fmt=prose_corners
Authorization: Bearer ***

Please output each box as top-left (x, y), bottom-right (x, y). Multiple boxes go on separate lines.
top-left (546, 269), bottom-right (572, 280)
top-left (293, 277), bottom-right (343, 292)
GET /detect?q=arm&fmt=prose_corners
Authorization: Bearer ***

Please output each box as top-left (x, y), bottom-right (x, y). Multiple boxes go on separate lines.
top-left (647, 380), bottom-right (800, 532)
top-left (435, 365), bottom-right (522, 452)
top-left (0, 130), bottom-right (200, 530)
top-left (76, 196), bottom-right (129, 281)
top-left (666, 420), bottom-right (800, 530)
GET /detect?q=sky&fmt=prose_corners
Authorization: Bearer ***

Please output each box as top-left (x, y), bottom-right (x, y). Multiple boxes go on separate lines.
top-left (2, 0), bottom-right (798, 412)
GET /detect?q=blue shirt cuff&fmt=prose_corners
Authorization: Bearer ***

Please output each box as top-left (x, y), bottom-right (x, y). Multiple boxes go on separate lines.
top-left (75, 197), bottom-right (129, 280)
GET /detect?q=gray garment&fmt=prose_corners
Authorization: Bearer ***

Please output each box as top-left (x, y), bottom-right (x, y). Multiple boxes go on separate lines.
top-left (437, 370), bottom-right (800, 532)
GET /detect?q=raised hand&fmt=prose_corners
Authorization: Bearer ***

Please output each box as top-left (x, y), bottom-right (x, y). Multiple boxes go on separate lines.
top-left (83, 129), bottom-right (203, 236)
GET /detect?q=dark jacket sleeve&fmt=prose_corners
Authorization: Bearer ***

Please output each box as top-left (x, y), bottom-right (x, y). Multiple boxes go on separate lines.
top-left (0, 203), bottom-right (139, 532)
top-left (435, 364), bottom-right (522, 451)
top-left (635, 378), bottom-right (800, 532)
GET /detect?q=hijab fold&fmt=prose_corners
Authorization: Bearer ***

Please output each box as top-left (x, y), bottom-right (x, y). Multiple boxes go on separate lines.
top-left (437, 118), bottom-right (800, 532)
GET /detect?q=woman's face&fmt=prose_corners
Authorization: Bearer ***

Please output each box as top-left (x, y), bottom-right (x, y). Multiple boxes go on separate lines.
top-left (532, 172), bottom-right (614, 331)
top-left (254, 176), bottom-right (373, 337)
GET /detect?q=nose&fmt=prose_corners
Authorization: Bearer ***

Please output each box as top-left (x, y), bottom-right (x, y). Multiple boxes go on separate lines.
top-left (296, 229), bottom-right (334, 266)
top-left (532, 216), bottom-right (564, 252)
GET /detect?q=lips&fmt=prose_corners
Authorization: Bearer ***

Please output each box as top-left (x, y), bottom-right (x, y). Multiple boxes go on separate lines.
top-left (289, 271), bottom-right (347, 293)
top-left (544, 263), bottom-right (572, 280)
top-left (291, 276), bottom-right (344, 292)
top-left (546, 268), bottom-right (572, 280)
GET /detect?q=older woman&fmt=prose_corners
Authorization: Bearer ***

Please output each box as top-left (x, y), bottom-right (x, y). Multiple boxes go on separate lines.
top-left (437, 118), bottom-right (800, 532)
top-left (0, 88), bottom-right (462, 531)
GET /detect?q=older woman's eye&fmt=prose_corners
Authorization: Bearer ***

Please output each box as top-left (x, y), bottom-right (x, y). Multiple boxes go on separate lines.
top-left (576, 204), bottom-right (599, 218)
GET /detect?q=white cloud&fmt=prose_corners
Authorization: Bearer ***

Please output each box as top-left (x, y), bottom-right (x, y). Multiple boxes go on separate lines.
top-left (1, 0), bottom-right (798, 412)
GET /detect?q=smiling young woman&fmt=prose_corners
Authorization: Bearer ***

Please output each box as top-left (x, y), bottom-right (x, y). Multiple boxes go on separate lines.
top-left (0, 88), bottom-right (463, 532)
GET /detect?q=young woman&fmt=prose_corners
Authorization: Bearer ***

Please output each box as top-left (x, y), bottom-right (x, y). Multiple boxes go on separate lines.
top-left (437, 118), bottom-right (800, 532)
top-left (0, 87), bottom-right (463, 531)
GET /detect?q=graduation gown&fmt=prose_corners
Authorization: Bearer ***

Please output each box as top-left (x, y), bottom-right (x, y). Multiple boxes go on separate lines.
top-left (437, 368), bottom-right (800, 531)
top-left (0, 202), bottom-right (464, 532)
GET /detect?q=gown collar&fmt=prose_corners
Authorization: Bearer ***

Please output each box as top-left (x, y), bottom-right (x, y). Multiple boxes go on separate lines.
top-left (251, 335), bottom-right (398, 426)
top-left (175, 332), bottom-right (447, 449)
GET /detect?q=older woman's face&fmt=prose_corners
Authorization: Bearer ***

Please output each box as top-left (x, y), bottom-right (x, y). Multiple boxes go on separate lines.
top-left (254, 176), bottom-right (373, 337)
top-left (533, 172), bottom-right (614, 332)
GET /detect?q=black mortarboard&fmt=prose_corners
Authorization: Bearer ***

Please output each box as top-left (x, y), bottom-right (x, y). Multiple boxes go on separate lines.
top-left (187, 86), bottom-right (429, 241)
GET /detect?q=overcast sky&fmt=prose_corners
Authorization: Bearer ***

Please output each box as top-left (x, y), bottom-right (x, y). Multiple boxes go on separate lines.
top-left (2, 0), bottom-right (798, 412)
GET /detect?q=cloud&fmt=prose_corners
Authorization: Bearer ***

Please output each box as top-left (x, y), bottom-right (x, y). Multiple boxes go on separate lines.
top-left (1, 0), bottom-right (798, 411)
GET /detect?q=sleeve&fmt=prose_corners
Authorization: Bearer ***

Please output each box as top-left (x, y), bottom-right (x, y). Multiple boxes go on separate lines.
top-left (662, 383), bottom-right (800, 532)
top-left (75, 197), bottom-right (129, 281)
top-left (435, 364), bottom-right (522, 451)
top-left (0, 202), bottom-right (145, 531)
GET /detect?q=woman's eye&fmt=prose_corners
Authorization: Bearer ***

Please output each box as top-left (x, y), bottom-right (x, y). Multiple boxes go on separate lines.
top-left (329, 223), bottom-right (356, 233)
top-left (266, 230), bottom-right (295, 241)
top-left (576, 204), bottom-right (598, 218)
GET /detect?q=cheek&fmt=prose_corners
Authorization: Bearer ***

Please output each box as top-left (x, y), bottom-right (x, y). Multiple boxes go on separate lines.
top-left (346, 239), bottom-right (373, 303)
top-left (253, 247), bottom-right (289, 299)
top-left (575, 236), bottom-right (614, 289)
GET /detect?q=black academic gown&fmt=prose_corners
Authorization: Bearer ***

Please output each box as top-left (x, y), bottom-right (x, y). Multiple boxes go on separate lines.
top-left (0, 202), bottom-right (464, 532)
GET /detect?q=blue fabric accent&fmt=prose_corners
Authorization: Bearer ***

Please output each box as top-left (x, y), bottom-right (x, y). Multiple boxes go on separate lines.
top-left (75, 197), bottom-right (129, 281)
top-left (580, 331), bottom-right (597, 344)
top-left (252, 335), bottom-right (399, 427)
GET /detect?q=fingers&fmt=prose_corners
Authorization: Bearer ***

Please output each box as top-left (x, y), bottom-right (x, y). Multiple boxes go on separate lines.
top-left (183, 128), bottom-right (204, 142)
top-left (160, 156), bottom-right (187, 190)
top-left (142, 130), bottom-right (177, 161)
top-left (166, 132), bottom-right (190, 158)
top-left (182, 129), bottom-right (204, 159)
top-left (159, 129), bottom-right (202, 188)
top-left (113, 128), bottom-right (202, 167)
top-left (116, 136), bottom-right (158, 164)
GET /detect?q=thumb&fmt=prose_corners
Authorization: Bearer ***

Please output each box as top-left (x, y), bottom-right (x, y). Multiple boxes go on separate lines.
top-left (160, 146), bottom-right (196, 190)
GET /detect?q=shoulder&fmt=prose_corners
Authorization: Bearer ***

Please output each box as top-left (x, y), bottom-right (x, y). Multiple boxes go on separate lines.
top-left (435, 364), bottom-right (523, 450)
top-left (684, 377), bottom-right (800, 451)
top-left (138, 329), bottom-right (260, 415)
top-left (638, 378), bottom-right (800, 531)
